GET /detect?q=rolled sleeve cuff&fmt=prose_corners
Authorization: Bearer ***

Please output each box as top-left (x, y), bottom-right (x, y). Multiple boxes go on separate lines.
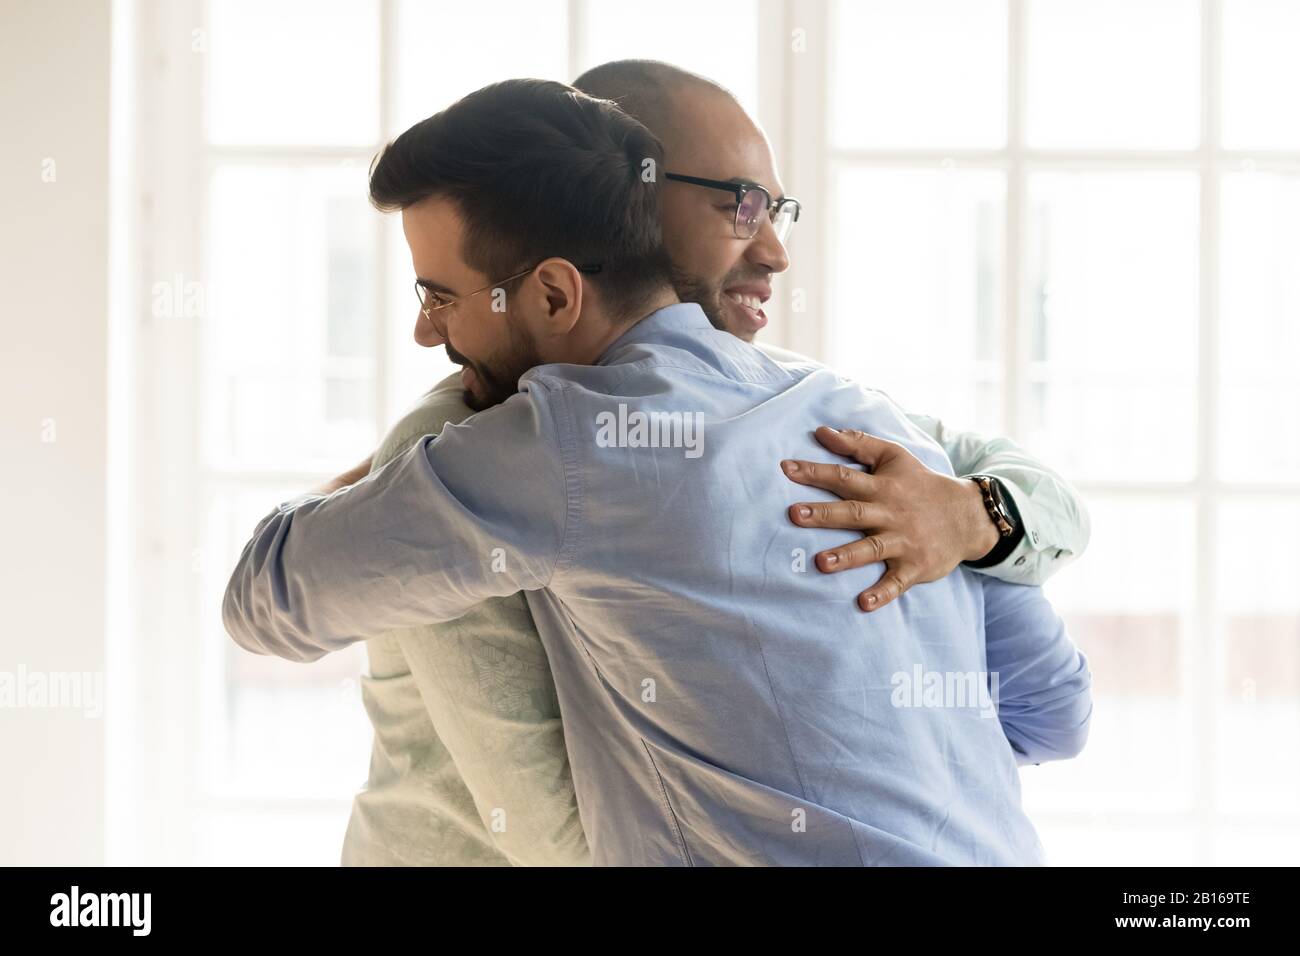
top-left (961, 476), bottom-right (1074, 585)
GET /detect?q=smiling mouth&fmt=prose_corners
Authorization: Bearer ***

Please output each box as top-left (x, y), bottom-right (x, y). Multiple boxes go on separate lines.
top-left (725, 291), bottom-right (766, 311)
top-left (723, 290), bottom-right (769, 333)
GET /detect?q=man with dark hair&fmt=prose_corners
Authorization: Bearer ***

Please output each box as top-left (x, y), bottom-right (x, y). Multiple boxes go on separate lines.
top-left (225, 78), bottom-right (1091, 866)
top-left (370, 78), bottom-right (673, 345)
top-left (316, 63), bottom-right (1091, 868)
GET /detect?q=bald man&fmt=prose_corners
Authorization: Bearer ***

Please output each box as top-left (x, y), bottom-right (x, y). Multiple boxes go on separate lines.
top-left (339, 62), bottom-right (1090, 866)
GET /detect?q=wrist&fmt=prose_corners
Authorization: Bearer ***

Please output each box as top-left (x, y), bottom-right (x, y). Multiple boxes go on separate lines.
top-left (962, 476), bottom-right (1002, 562)
top-left (963, 475), bottom-right (1027, 568)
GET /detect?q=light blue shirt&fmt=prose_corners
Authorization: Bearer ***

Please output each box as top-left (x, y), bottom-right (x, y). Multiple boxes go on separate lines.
top-left (224, 303), bottom-right (1092, 866)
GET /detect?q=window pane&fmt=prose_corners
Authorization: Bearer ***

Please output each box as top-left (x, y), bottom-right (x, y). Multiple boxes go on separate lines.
top-left (1033, 498), bottom-right (1198, 814)
top-left (582, 0), bottom-right (760, 118)
top-left (1023, 172), bottom-right (1199, 481)
top-left (199, 487), bottom-right (371, 802)
top-left (1216, 500), bottom-right (1300, 815)
top-left (1219, 171), bottom-right (1300, 483)
top-left (1033, 821), bottom-right (1198, 865)
top-left (192, 809), bottom-right (353, 866)
top-left (1223, 0), bottom-right (1300, 150)
top-left (208, 0), bottom-right (379, 146)
top-left (205, 163), bottom-right (378, 473)
top-left (828, 167), bottom-right (1005, 435)
top-left (1026, 0), bottom-right (1200, 149)
top-left (1213, 826), bottom-right (1300, 866)
top-left (392, 0), bottom-right (568, 136)
top-left (830, 0), bottom-right (1007, 149)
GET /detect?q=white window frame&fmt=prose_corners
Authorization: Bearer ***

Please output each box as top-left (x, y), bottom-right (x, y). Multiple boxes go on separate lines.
top-left (115, 0), bottom-right (791, 865)
top-left (786, 0), bottom-right (1300, 860)
top-left (114, 0), bottom-right (1300, 864)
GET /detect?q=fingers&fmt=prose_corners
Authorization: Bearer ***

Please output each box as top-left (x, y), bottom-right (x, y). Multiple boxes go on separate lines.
top-left (788, 498), bottom-right (888, 531)
top-left (813, 534), bottom-right (904, 573)
top-left (812, 426), bottom-right (898, 471)
top-left (781, 457), bottom-right (875, 499)
top-left (803, 529), bottom-right (917, 612)
top-left (858, 564), bottom-right (916, 613)
top-left (783, 430), bottom-right (917, 614)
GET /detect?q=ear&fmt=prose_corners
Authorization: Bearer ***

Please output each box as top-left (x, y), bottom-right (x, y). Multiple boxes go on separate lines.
top-left (530, 258), bottom-right (584, 334)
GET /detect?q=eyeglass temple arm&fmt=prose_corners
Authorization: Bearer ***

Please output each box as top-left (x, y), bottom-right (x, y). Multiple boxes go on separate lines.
top-left (665, 172), bottom-right (750, 202)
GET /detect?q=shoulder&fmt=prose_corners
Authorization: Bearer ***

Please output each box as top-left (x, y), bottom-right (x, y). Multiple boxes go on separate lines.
top-left (753, 340), bottom-right (814, 366)
top-left (373, 373), bottom-right (477, 467)
top-left (381, 373), bottom-right (571, 477)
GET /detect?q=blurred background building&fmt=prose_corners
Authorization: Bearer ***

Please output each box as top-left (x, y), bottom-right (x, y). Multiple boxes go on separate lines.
top-left (3, 0), bottom-right (1298, 865)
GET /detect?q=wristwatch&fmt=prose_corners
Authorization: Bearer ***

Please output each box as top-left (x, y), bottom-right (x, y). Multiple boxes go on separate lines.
top-left (963, 475), bottom-right (1024, 569)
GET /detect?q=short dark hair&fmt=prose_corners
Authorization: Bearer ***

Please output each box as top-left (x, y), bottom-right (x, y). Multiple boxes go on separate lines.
top-left (369, 78), bottom-right (671, 317)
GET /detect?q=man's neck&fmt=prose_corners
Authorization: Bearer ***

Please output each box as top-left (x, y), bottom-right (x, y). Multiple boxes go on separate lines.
top-left (552, 287), bottom-right (682, 366)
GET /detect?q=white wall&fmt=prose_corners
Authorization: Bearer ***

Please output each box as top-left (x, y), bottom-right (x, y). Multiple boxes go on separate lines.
top-left (0, 0), bottom-right (112, 864)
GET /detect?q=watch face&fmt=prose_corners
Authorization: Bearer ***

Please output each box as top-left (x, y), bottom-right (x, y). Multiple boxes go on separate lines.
top-left (987, 478), bottom-right (1005, 510)
top-left (994, 483), bottom-right (1017, 531)
top-left (978, 477), bottom-right (1015, 534)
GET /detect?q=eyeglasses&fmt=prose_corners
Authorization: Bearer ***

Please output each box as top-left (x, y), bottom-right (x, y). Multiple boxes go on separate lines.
top-left (664, 172), bottom-right (801, 243)
top-left (414, 261), bottom-right (603, 319)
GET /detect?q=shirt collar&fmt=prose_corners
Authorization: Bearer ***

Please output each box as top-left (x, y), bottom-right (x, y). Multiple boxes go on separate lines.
top-left (596, 302), bottom-right (715, 365)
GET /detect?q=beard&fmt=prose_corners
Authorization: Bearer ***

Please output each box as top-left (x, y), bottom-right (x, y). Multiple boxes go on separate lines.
top-left (669, 264), bottom-right (728, 333)
top-left (445, 320), bottom-right (541, 413)
top-left (669, 260), bottom-right (772, 342)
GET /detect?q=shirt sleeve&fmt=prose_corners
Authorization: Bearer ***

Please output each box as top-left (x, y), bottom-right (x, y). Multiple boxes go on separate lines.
top-left (369, 379), bottom-right (590, 866)
top-left (981, 576), bottom-right (1093, 766)
top-left (903, 409), bottom-right (1092, 586)
top-left (221, 378), bottom-right (575, 663)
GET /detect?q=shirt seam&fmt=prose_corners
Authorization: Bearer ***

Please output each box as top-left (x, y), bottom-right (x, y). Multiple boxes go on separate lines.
top-left (639, 739), bottom-right (694, 867)
top-left (544, 380), bottom-right (584, 584)
top-left (561, 609), bottom-right (694, 867)
top-left (751, 624), bottom-right (814, 814)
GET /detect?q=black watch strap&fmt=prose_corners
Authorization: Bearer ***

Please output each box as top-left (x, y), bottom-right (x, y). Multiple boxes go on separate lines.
top-left (963, 476), bottom-right (1025, 569)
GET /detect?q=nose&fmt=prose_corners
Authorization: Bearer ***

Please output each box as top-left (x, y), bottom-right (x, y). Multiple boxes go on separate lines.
top-left (414, 305), bottom-right (445, 348)
top-left (746, 216), bottom-right (790, 275)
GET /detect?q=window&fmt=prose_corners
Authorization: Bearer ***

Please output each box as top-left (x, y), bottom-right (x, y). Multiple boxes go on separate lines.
top-left (817, 0), bottom-right (1300, 864)
top-left (130, 0), bottom-right (765, 865)
top-left (126, 0), bottom-right (1297, 865)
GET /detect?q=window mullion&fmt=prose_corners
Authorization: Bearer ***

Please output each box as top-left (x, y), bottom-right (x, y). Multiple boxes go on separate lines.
top-left (376, 0), bottom-right (396, 431)
top-left (1005, 0), bottom-right (1026, 441)
top-left (787, 0), bottom-right (830, 360)
top-left (566, 0), bottom-right (587, 79)
top-left (1193, 0), bottom-right (1224, 864)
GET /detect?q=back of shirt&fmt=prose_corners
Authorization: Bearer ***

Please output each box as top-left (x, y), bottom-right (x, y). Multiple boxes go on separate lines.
top-left (225, 303), bottom-right (1085, 865)
top-left (523, 308), bottom-right (1046, 865)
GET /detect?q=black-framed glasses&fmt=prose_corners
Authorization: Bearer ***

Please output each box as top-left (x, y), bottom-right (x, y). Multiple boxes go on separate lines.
top-left (414, 260), bottom-right (602, 318)
top-left (665, 172), bottom-right (801, 242)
